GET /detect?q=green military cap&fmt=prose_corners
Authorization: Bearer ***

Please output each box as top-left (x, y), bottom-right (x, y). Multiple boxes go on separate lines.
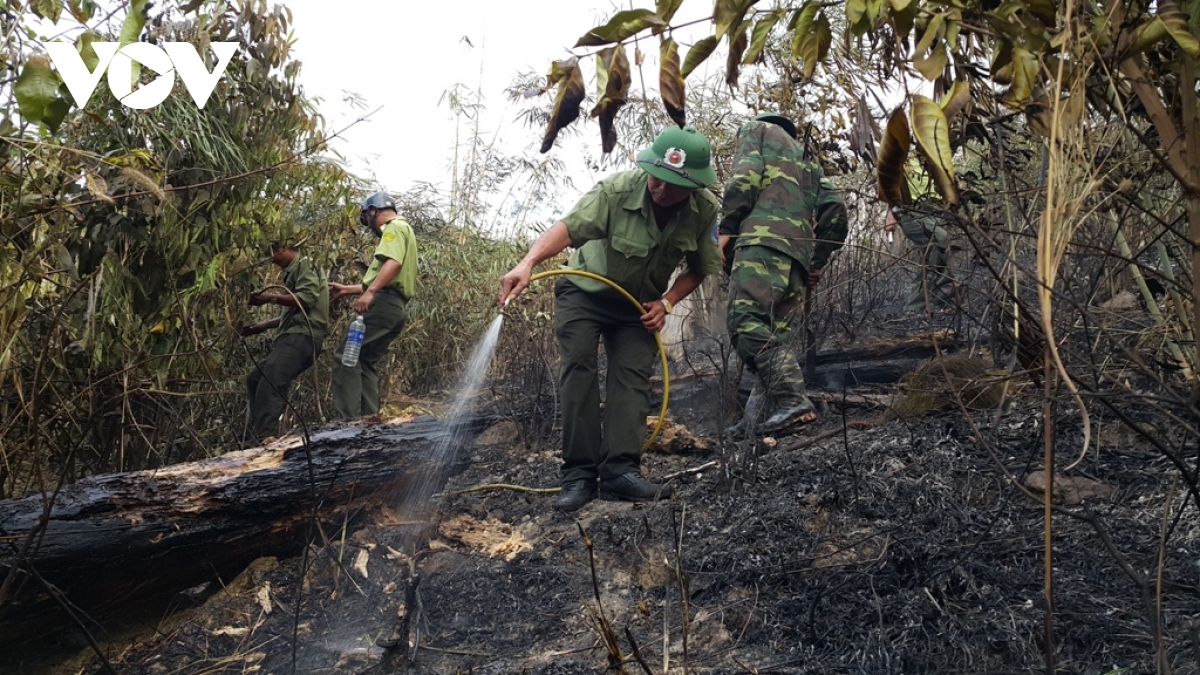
top-left (753, 112), bottom-right (798, 139)
top-left (636, 126), bottom-right (717, 188)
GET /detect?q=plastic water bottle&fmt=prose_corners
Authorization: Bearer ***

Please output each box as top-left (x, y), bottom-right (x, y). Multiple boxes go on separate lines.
top-left (341, 315), bottom-right (366, 367)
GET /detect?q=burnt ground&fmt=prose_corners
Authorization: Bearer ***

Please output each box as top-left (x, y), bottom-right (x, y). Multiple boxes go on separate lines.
top-left (7, 247), bottom-right (1200, 675)
top-left (14, 343), bottom-right (1200, 675)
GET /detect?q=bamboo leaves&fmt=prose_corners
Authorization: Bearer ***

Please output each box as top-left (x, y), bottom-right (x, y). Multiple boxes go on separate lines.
top-left (538, 0), bottom-right (1198, 168)
top-left (574, 9), bottom-right (667, 47)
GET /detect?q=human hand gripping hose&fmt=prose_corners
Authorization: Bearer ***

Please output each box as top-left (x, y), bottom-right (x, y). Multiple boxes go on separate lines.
top-left (503, 269), bottom-right (670, 452)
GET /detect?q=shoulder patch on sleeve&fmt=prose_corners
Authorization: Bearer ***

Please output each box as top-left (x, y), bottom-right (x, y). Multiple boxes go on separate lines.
top-left (382, 231), bottom-right (397, 243)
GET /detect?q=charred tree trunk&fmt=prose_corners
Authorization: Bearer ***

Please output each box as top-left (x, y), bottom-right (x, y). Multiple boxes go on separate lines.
top-left (0, 415), bottom-right (487, 645)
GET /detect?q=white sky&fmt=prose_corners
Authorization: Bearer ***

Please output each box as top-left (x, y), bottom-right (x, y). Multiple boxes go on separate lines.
top-left (281, 1), bottom-right (718, 226)
top-left (283, 1), bottom-right (616, 203)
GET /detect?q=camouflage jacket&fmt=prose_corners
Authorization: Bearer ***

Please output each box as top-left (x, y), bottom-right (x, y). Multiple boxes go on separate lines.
top-left (718, 120), bottom-right (848, 270)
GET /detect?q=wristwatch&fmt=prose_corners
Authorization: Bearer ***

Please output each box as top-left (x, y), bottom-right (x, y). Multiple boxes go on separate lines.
top-left (661, 298), bottom-right (674, 314)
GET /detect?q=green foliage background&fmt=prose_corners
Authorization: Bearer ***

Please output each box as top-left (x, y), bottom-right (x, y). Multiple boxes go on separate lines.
top-left (0, 0), bottom-right (543, 498)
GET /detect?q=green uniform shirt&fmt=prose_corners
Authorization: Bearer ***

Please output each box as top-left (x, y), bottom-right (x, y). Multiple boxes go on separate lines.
top-left (561, 170), bottom-right (722, 303)
top-left (362, 215), bottom-right (418, 299)
top-left (813, 176), bottom-right (849, 270)
top-left (277, 256), bottom-right (330, 341)
top-left (718, 120), bottom-right (848, 270)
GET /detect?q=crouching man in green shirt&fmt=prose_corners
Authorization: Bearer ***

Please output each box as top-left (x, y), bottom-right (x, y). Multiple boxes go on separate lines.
top-left (498, 126), bottom-right (723, 512)
top-left (242, 239), bottom-right (330, 441)
top-left (329, 191), bottom-right (418, 419)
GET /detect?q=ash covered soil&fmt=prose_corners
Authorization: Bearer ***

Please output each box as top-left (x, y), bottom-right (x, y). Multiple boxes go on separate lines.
top-left (47, 368), bottom-right (1200, 675)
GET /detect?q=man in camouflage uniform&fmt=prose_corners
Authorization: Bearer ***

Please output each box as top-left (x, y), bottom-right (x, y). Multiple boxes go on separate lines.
top-left (499, 126), bottom-right (723, 512)
top-left (241, 239), bottom-right (330, 441)
top-left (886, 205), bottom-right (953, 313)
top-left (719, 113), bottom-right (848, 436)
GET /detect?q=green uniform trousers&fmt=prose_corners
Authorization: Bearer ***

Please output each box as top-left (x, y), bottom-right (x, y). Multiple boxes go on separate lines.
top-left (726, 245), bottom-right (809, 400)
top-left (247, 333), bottom-right (319, 439)
top-left (554, 280), bottom-right (658, 483)
top-left (332, 290), bottom-right (407, 418)
top-left (898, 212), bottom-right (952, 312)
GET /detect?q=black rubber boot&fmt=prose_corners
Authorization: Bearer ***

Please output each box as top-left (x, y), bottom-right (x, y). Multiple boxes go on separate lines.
top-left (761, 395), bottom-right (817, 434)
top-left (553, 479), bottom-right (598, 512)
top-left (599, 473), bottom-right (672, 502)
top-left (724, 382), bottom-right (765, 439)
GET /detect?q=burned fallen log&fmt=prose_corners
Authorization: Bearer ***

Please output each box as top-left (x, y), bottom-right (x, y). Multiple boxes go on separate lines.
top-left (0, 415), bottom-right (487, 645)
top-left (811, 329), bottom-right (957, 367)
top-left (807, 330), bottom-right (960, 390)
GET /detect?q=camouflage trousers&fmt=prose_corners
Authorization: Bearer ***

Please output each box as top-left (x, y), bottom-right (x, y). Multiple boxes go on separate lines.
top-left (726, 245), bottom-right (808, 400)
top-left (898, 212), bottom-right (952, 312)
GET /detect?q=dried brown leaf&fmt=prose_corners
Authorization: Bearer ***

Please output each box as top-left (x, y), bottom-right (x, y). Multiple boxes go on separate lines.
top-left (660, 38), bottom-right (686, 127)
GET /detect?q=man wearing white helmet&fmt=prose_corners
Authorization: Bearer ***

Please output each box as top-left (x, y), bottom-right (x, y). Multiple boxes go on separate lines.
top-left (329, 191), bottom-right (418, 419)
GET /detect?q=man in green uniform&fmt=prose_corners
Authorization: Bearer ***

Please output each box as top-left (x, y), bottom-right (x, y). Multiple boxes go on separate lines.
top-left (329, 191), bottom-right (418, 419)
top-left (498, 126), bottom-right (723, 512)
top-left (886, 206), bottom-right (953, 313)
top-left (241, 240), bottom-right (330, 441)
top-left (719, 113), bottom-right (848, 437)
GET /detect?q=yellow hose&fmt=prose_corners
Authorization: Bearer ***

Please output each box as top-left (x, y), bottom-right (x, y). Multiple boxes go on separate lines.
top-left (518, 269), bottom-right (669, 452)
